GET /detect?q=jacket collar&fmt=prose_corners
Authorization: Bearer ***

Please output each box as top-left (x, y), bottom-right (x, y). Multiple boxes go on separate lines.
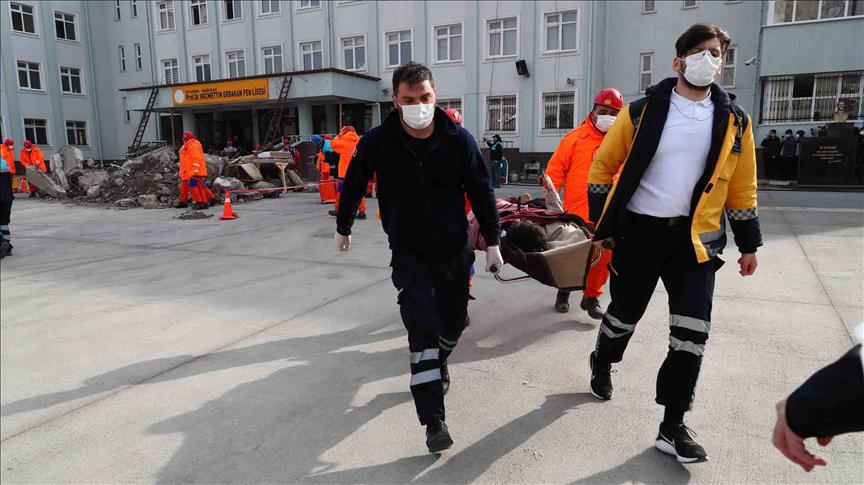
top-left (647, 77), bottom-right (735, 108)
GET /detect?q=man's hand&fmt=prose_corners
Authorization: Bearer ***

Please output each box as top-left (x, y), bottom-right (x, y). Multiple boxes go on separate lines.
top-left (335, 233), bottom-right (351, 251)
top-left (738, 253), bottom-right (758, 276)
top-left (485, 245), bottom-right (503, 273)
top-left (772, 399), bottom-right (830, 472)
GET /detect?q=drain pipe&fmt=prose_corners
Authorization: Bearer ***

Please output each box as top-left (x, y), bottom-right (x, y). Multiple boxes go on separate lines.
top-left (83, 0), bottom-right (104, 165)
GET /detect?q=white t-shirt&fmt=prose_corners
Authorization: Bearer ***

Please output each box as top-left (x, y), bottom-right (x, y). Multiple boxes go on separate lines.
top-left (627, 88), bottom-right (714, 217)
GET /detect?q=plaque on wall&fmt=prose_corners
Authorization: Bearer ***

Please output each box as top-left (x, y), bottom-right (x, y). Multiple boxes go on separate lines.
top-left (797, 136), bottom-right (860, 187)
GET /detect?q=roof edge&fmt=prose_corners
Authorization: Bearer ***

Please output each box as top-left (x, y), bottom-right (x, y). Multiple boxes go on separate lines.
top-left (119, 68), bottom-right (380, 92)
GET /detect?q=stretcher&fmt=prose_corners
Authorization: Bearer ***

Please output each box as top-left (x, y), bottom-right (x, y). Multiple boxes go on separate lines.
top-left (470, 197), bottom-right (601, 291)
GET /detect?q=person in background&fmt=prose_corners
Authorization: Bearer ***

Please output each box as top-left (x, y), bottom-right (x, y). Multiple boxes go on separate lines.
top-left (760, 129), bottom-right (782, 180)
top-left (1, 139), bottom-right (16, 177)
top-left (281, 136), bottom-right (302, 170)
top-left (0, 140), bottom-right (14, 258)
top-left (486, 134), bottom-right (504, 188)
top-left (322, 135), bottom-right (339, 177)
top-left (178, 131), bottom-right (210, 210)
top-left (794, 130), bottom-right (806, 181)
top-left (329, 126), bottom-right (365, 219)
top-left (20, 141), bottom-right (46, 198)
top-left (221, 140), bottom-right (238, 157)
top-left (545, 87), bottom-right (623, 318)
top-left (780, 129), bottom-right (797, 181)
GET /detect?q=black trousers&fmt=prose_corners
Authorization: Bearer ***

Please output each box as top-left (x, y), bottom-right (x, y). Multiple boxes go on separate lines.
top-left (594, 212), bottom-right (720, 411)
top-left (391, 247), bottom-right (474, 425)
top-left (0, 172), bottom-right (12, 244)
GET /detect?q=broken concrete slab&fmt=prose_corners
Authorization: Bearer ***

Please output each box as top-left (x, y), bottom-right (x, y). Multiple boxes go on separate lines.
top-left (48, 154), bottom-right (71, 191)
top-left (58, 145), bottom-right (85, 172)
top-left (204, 155), bottom-right (227, 179)
top-left (115, 198), bottom-right (137, 208)
top-left (25, 166), bottom-right (67, 198)
top-left (213, 177), bottom-right (244, 191)
top-left (237, 163), bottom-right (264, 181)
top-left (86, 186), bottom-right (102, 198)
top-left (136, 195), bottom-right (158, 209)
top-left (75, 170), bottom-right (109, 191)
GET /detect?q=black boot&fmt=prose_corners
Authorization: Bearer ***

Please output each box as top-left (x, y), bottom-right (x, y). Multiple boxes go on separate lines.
top-left (589, 351), bottom-right (613, 400)
top-left (441, 362), bottom-right (450, 396)
top-left (328, 209), bottom-right (338, 217)
top-left (356, 212), bottom-right (367, 219)
top-left (555, 290), bottom-right (570, 313)
top-left (580, 297), bottom-right (605, 320)
top-left (426, 421), bottom-right (453, 453)
top-left (174, 201), bottom-right (189, 208)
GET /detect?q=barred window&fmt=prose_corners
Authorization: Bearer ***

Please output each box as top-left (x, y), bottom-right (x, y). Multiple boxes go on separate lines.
top-left (437, 98), bottom-right (462, 112)
top-left (761, 71), bottom-right (863, 123)
top-left (772, 0), bottom-right (862, 24)
top-left (161, 58), bottom-right (179, 84)
top-left (486, 95), bottom-right (517, 133)
top-left (541, 92), bottom-right (575, 132)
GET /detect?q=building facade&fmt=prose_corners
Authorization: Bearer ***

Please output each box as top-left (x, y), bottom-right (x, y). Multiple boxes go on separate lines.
top-left (2, 0), bottom-right (862, 164)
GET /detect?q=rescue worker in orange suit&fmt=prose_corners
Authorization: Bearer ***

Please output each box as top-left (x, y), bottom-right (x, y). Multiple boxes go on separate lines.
top-left (177, 131), bottom-right (211, 210)
top-left (545, 88), bottom-right (623, 319)
top-left (20, 140), bottom-right (46, 198)
top-left (1, 139), bottom-right (15, 258)
top-left (1, 139), bottom-right (16, 176)
top-left (329, 126), bottom-right (366, 218)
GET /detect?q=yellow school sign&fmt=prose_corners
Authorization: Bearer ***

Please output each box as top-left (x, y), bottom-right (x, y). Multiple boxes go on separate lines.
top-left (171, 79), bottom-right (269, 106)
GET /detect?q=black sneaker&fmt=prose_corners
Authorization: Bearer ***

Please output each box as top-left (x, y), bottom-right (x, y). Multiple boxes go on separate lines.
top-left (580, 297), bottom-right (605, 320)
top-left (441, 363), bottom-right (450, 396)
top-left (655, 422), bottom-right (708, 463)
top-left (356, 212), bottom-right (367, 219)
top-left (174, 202), bottom-right (189, 208)
top-left (426, 421), bottom-right (453, 453)
top-left (328, 210), bottom-right (338, 217)
top-left (0, 241), bottom-right (10, 259)
top-left (555, 290), bottom-right (570, 313)
top-left (589, 351), bottom-right (613, 400)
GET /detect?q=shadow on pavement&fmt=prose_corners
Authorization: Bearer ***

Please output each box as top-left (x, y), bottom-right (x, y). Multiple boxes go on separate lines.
top-left (569, 447), bottom-right (692, 484)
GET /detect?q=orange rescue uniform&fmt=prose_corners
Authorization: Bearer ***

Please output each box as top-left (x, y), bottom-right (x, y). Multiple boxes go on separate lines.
top-left (1, 145), bottom-right (15, 175)
top-left (179, 138), bottom-right (212, 204)
top-left (545, 114), bottom-right (612, 299)
top-left (20, 147), bottom-right (47, 172)
top-left (330, 129), bottom-right (365, 214)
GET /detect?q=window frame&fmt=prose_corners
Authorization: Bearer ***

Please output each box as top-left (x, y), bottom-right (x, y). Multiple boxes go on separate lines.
top-left (64, 120), bottom-right (89, 147)
top-left (384, 29), bottom-right (413, 69)
top-left (59, 65), bottom-right (84, 96)
top-left (23, 117), bottom-right (50, 146)
top-left (156, 0), bottom-right (176, 32)
top-left (484, 93), bottom-right (520, 135)
top-left (337, 0), bottom-right (366, 6)
top-left (10, 2), bottom-right (39, 37)
top-left (16, 59), bottom-right (44, 92)
top-left (261, 44), bottom-right (284, 74)
top-left (639, 52), bottom-right (653, 93)
top-left (682, 0), bottom-right (698, 9)
top-left (134, 43), bottom-right (143, 71)
top-left (722, 45), bottom-right (737, 88)
top-left (191, 53), bottom-right (212, 82)
top-left (340, 34), bottom-right (367, 72)
top-left (119, 45), bottom-right (127, 72)
top-left (222, 0), bottom-right (243, 23)
top-left (642, 0), bottom-right (657, 14)
top-left (542, 9), bottom-right (580, 54)
top-left (760, 71), bottom-right (864, 124)
top-left (161, 57), bottom-right (180, 84)
top-left (114, 0), bottom-right (121, 21)
top-left (538, 90), bottom-right (578, 135)
top-left (53, 10), bottom-right (78, 43)
top-left (225, 49), bottom-right (247, 78)
top-left (131, 0), bottom-right (138, 18)
top-left (485, 16), bottom-right (519, 60)
top-left (299, 40), bottom-right (323, 70)
top-left (258, 0), bottom-right (282, 17)
top-left (768, 0), bottom-right (864, 25)
top-left (432, 22), bottom-right (465, 65)
top-left (188, 0), bottom-right (208, 27)
top-left (123, 96), bottom-right (131, 123)
top-left (296, 0), bottom-right (322, 12)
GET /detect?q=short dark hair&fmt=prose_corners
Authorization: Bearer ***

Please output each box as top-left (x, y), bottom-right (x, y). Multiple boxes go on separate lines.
top-left (675, 23), bottom-right (731, 57)
top-left (392, 62), bottom-right (434, 95)
top-left (769, 129), bottom-right (777, 134)
top-left (506, 220), bottom-right (548, 254)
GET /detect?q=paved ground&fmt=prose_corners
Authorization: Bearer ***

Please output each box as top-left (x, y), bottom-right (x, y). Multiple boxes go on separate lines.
top-left (1, 188), bottom-right (862, 484)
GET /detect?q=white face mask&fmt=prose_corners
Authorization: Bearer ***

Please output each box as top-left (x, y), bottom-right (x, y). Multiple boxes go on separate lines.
top-left (400, 102), bottom-right (435, 130)
top-left (681, 50), bottom-right (722, 87)
top-left (594, 114), bottom-right (617, 133)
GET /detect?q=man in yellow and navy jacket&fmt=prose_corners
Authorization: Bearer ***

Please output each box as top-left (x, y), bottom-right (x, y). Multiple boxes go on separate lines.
top-left (586, 24), bottom-right (761, 464)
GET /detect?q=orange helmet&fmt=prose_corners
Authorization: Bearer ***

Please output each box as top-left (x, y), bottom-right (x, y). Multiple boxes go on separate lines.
top-left (593, 88), bottom-right (623, 111)
top-left (444, 108), bottom-right (463, 125)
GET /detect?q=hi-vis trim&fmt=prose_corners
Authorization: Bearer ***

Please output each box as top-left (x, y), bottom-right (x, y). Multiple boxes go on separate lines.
top-left (410, 368), bottom-right (442, 386)
top-left (670, 314), bottom-right (711, 333)
top-left (410, 348), bottom-right (440, 364)
top-left (606, 313), bottom-right (636, 332)
top-left (669, 336), bottom-right (705, 356)
top-left (588, 183), bottom-right (612, 194)
top-left (439, 336), bottom-right (457, 351)
top-left (726, 207), bottom-right (758, 221)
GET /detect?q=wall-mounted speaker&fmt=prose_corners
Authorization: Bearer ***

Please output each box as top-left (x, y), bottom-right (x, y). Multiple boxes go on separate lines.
top-left (515, 60), bottom-right (529, 77)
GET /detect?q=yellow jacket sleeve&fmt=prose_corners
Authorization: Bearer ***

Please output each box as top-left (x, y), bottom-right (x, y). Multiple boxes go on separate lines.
top-left (724, 114), bottom-right (762, 253)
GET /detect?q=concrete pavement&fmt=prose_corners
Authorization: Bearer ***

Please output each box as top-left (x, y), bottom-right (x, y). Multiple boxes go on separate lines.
top-left (1, 189), bottom-right (862, 483)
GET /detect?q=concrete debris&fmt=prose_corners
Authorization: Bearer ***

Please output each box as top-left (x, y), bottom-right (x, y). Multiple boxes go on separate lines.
top-left (48, 154), bottom-right (71, 191)
top-left (115, 198), bottom-right (137, 208)
top-left (214, 176), bottom-right (244, 190)
top-left (174, 209), bottom-right (213, 220)
top-left (74, 169), bottom-right (109, 190)
top-left (26, 166), bottom-right (67, 198)
top-left (58, 145), bottom-right (85, 172)
top-left (114, 178), bottom-right (125, 187)
top-left (136, 194), bottom-right (158, 209)
top-left (86, 186), bottom-right (102, 198)
top-left (204, 154), bottom-right (226, 178)
top-left (250, 181), bottom-right (277, 190)
top-left (153, 173), bottom-right (163, 181)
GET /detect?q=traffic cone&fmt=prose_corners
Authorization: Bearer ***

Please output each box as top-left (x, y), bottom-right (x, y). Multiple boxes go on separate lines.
top-left (220, 190), bottom-right (238, 220)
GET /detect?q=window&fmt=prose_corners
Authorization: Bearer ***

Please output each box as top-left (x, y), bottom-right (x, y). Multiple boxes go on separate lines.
top-left (434, 24), bottom-right (463, 63)
top-left (60, 67), bottom-right (83, 94)
top-left (134, 43), bottom-right (143, 70)
top-left (226, 50), bottom-right (245, 78)
top-left (10, 2), bottom-right (36, 34)
top-left (300, 41), bottom-right (322, 69)
top-left (157, 1), bottom-right (174, 31)
top-left (683, 0), bottom-right (697, 8)
top-left (342, 36), bottom-right (366, 71)
top-left (123, 97), bottom-right (131, 123)
top-left (437, 98), bottom-right (462, 112)
top-left (545, 11), bottom-right (578, 53)
top-left (761, 72), bottom-right (864, 123)
top-left (487, 17), bottom-right (517, 58)
top-left (189, 0), bottom-right (207, 26)
top-left (192, 54), bottom-right (211, 81)
top-left (772, 0), bottom-right (863, 24)
top-left (54, 11), bottom-right (77, 41)
top-left (486, 95), bottom-right (517, 133)
top-left (386, 30), bottom-right (412, 67)
top-left (262, 45), bottom-right (283, 74)
top-left (640, 53), bottom-right (652, 92)
top-left (23, 119), bottom-right (49, 145)
top-left (162, 58), bottom-right (179, 84)
top-left (223, 0), bottom-right (242, 20)
top-left (541, 92), bottom-right (575, 132)
top-left (65, 121), bottom-right (87, 146)
top-left (119, 46), bottom-right (127, 72)
top-left (298, 0), bottom-right (321, 9)
top-left (114, 0), bottom-right (121, 20)
top-left (260, 0), bottom-right (280, 15)
top-left (16, 61), bottom-right (42, 90)
top-left (131, 0), bottom-right (138, 18)
top-left (642, 0), bottom-right (656, 13)
top-left (722, 46), bottom-right (736, 87)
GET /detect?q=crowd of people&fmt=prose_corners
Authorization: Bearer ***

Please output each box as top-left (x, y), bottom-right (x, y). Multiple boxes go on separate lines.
top-left (760, 128), bottom-right (806, 180)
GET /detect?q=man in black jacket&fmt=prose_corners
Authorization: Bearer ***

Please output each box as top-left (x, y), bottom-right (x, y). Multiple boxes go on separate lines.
top-left (335, 62), bottom-right (502, 453)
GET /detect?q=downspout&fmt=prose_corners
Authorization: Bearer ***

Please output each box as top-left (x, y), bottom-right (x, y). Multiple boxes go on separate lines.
top-left (586, 0), bottom-right (595, 112)
top-left (752, 1), bottom-right (766, 124)
top-left (325, 1), bottom-right (334, 67)
top-left (82, 0), bottom-right (104, 163)
top-left (145, 0), bottom-right (157, 78)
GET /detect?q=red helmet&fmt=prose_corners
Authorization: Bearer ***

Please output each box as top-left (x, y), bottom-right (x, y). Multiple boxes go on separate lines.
top-left (593, 88), bottom-right (623, 111)
top-left (23, 140), bottom-right (33, 148)
top-left (182, 131), bottom-right (194, 141)
top-left (3, 139), bottom-right (12, 146)
top-left (444, 108), bottom-right (463, 125)
top-left (341, 126), bottom-right (355, 134)
top-left (323, 135), bottom-right (331, 140)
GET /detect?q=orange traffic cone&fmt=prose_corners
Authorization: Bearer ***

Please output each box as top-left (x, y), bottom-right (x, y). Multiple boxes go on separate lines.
top-left (220, 190), bottom-right (238, 220)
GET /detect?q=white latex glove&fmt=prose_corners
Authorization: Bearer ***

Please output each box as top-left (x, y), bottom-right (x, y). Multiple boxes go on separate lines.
top-left (335, 233), bottom-right (351, 251)
top-left (485, 245), bottom-right (504, 273)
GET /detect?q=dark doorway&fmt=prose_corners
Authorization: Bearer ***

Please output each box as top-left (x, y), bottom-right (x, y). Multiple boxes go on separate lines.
top-left (159, 113), bottom-right (183, 148)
